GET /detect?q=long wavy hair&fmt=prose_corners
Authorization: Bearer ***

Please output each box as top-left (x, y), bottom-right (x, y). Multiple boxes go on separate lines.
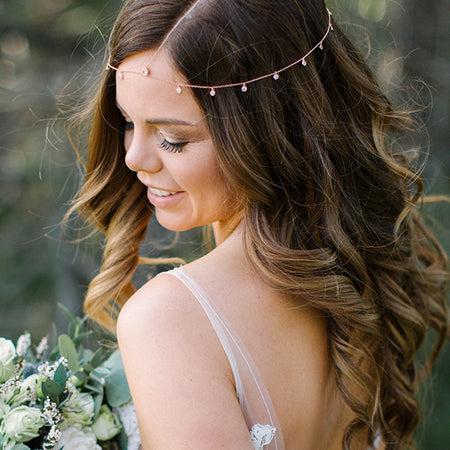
top-left (68, 0), bottom-right (449, 448)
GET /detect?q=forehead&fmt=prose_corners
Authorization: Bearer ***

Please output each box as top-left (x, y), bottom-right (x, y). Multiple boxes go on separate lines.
top-left (115, 49), bottom-right (206, 123)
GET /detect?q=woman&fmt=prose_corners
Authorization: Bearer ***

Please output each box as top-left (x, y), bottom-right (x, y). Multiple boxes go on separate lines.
top-left (69, 0), bottom-right (448, 448)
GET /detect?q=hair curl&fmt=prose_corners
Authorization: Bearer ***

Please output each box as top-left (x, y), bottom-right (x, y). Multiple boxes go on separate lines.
top-left (67, 1), bottom-right (449, 448)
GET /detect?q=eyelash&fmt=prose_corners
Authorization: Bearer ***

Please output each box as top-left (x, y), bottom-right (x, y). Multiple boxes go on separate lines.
top-left (160, 138), bottom-right (187, 153)
top-left (123, 121), bottom-right (187, 153)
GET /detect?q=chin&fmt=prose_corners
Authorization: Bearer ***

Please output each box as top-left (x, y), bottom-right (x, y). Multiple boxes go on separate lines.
top-left (154, 213), bottom-right (202, 233)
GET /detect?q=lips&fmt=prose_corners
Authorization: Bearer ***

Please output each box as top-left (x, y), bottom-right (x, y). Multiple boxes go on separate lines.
top-left (148, 187), bottom-right (178, 197)
top-left (146, 187), bottom-right (184, 208)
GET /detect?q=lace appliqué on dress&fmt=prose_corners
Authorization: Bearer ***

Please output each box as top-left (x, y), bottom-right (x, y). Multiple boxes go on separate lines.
top-left (113, 401), bottom-right (277, 450)
top-left (113, 401), bottom-right (142, 450)
top-left (250, 423), bottom-right (276, 449)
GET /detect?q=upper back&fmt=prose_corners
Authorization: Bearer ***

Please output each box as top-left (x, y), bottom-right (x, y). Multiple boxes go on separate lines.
top-left (181, 233), bottom-right (351, 449)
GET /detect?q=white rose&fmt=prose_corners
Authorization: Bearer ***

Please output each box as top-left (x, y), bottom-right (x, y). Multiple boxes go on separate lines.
top-left (9, 374), bottom-right (40, 407)
top-left (1, 405), bottom-right (42, 442)
top-left (53, 423), bottom-right (101, 450)
top-left (0, 397), bottom-right (11, 420)
top-left (16, 333), bottom-right (31, 357)
top-left (61, 390), bottom-right (95, 426)
top-left (22, 373), bottom-right (39, 393)
top-left (0, 338), bottom-right (16, 382)
top-left (91, 405), bottom-right (121, 441)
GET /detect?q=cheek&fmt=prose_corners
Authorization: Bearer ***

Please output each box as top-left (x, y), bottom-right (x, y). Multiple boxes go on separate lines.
top-left (205, 164), bottom-right (242, 213)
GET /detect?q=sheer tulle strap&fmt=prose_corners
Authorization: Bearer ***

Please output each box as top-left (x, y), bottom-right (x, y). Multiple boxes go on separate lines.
top-left (160, 266), bottom-right (285, 449)
top-left (162, 267), bottom-right (244, 404)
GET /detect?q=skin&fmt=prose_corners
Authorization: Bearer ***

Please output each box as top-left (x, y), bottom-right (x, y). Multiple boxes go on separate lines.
top-left (116, 49), bottom-right (354, 449)
top-left (116, 49), bottom-right (239, 241)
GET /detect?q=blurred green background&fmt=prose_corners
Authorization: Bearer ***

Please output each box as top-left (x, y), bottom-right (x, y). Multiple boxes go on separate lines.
top-left (0, 0), bottom-right (448, 447)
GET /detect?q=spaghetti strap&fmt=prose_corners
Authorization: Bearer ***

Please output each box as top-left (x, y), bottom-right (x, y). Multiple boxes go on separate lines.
top-left (160, 266), bottom-right (285, 450)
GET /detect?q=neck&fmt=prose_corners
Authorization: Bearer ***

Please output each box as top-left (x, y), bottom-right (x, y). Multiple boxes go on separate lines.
top-left (213, 211), bottom-right (244, 245)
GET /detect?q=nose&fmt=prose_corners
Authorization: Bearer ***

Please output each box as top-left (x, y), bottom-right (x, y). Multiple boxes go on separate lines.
top-left (124, 129), bottom-right (162, 174)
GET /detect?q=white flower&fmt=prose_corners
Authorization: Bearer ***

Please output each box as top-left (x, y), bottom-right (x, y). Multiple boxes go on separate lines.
top-left (0, 338), bottom-right (16, 382)
top-left (42, 397), bottom-right (62, 425)
top-left (22, 373), bottom-right (39, 392)
top-left (52, 423), bottom-right (101, 450)
top-left (91, 405), bottom-right (121, 441)
top-left (38, 357), bottom-right (68, 378)
top-left (36, 336), bottom-right (48, 359)
top-left (0, 396), bottom-right (11, 420)
top-left (8, 374), bottom-right (40, 407)
top-left (0, 405), bottom-right (42, 442)
top-left (16, 333), bottom-right (31, 357)
top-left (45, 424), bottom-right (62, 446)
top-left (61, 390), bottom-right (95, 426)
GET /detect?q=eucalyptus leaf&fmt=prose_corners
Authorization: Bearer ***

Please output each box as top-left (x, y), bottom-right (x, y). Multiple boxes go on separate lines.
top-left (80, 348), bottom-right (94, 363)
top-left (90, 348), bottom-right (104, 369)
top-left (92, 367), bottom-right (110, 377)
top-left (53, 363), bottom-right (67, 388)
top-left (93, 392), bottom-right (104, 418)
top-left (118, 425), bottom-right (129, 450)
top-left (85, 374), bottom-right (104, 393)
top-left (73, 370), bottom-right (89, 383)
top-left (49, 347), bottom-right (59, 363)
top-left (11, 444), bottom-right (30, 450)
top-left (48, 323), bottom-right (58, 362)
top-left (42, 379), bottom-right (64, 400)
top-left (103, 350), bottom-right (131, 407)
top-left (68, 321), bottom-right (77, 340)
top-left (72, 330), bottom-right (93, 346)
top-left (82, 362), bottom-right (94, 373)
top-left (57, 303), bottom-right (77, 328)
top-left (59, 334), bottom-right (78, 371)
top-left (85, 383), bottom-right (104, 394)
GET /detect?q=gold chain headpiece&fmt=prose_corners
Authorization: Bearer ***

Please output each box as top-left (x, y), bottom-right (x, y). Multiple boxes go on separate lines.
top-left (107, 7), bottom-right (333, 97)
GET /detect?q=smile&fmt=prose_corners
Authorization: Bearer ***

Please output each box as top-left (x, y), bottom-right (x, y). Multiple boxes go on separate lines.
top-left (148, 187), bottom-right (178, 197)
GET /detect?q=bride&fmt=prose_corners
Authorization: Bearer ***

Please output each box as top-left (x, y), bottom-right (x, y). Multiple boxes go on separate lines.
top-left (68, 0), bottom-right (448, 448)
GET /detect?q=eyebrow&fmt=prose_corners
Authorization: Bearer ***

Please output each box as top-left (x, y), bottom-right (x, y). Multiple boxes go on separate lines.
top-left (115, 101), bottom-right (197, 127)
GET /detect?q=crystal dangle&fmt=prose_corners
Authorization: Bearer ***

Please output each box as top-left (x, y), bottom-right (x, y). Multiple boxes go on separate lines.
top-left (105, 7), bottom-right (333, 93)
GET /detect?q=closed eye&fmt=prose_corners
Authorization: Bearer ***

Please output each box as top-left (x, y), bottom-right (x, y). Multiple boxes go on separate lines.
top-left (121, 116), bottom-right (187, 152)
top-left (160, 138), bottom-right (187, 153)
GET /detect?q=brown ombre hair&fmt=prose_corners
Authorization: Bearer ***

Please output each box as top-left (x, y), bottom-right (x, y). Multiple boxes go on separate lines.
top-left (68, 1), bottom-right (449, 448)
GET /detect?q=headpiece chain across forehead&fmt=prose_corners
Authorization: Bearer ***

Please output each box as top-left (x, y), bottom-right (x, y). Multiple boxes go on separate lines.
top-left (107, 5), bottom-right (333, 97)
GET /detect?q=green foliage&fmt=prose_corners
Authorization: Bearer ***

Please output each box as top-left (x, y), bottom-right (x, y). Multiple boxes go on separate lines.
top-left (58, 335), bottom-right (79, 371)
top-left (10, 445), bottom-right (30, 450)
top-left (102, 351), bottom-right (131, 408)
top-left (0, 306), bottom-right (127, 448)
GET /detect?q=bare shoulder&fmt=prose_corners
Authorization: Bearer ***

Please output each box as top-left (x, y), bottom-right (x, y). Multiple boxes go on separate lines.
top-left (116, 272), bottom-right (254, 449)
top-left (117, 271), bottom-right (195, 337)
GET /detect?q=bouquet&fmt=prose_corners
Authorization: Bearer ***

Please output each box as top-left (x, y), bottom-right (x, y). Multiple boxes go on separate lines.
top-left (0, 305), bottom-right (140, 450)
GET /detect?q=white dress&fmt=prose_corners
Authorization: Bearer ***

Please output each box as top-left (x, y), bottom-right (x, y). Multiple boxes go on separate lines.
top-left (116, 266), bottom-right (284, 450)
